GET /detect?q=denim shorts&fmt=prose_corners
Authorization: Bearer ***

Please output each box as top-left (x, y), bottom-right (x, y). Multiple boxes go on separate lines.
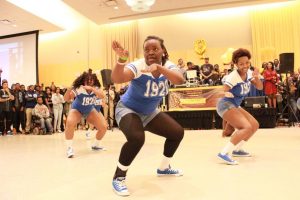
top-left (216, 99), bottom-right (238, 118)
top-left (115, 101), bottom-right (160, 127)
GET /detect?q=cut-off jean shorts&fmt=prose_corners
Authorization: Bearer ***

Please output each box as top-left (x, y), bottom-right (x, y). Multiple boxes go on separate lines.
top-left (216, 98), bottom-right (238, 118)
top-left (115, 101), bottom-right (160, 127)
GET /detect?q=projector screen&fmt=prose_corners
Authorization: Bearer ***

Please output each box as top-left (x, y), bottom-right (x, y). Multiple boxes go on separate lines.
top-left (0, 30), bottom-right (39, 87)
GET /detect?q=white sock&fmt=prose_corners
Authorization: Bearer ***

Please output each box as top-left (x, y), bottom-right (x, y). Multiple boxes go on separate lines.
top-left (65, 139), bottom-right (73, 148)
top-left (235, 140), bottom-right (246, 151)
top-left (159, 155), bottom-right (171, 170)
top-left (93, 139), bottom-right (101, 147)
top-left (220, 142), bottom-right (235, 155)
top-left (117, 162), bottom-right (129, 171)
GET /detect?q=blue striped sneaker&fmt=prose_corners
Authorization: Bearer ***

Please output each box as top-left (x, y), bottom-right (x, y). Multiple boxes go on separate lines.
top-left (112, 177), bottom-right (130, 196)
top-left (232, 150), bottom-right (251, 157)
top-left (217, 153), bottom-right (238, 165)
top-left (157, 166), bottom-right (183, 176)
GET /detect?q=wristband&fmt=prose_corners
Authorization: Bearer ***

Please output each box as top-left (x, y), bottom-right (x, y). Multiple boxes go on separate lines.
top-left (119, 56), bottom-right (128, 61)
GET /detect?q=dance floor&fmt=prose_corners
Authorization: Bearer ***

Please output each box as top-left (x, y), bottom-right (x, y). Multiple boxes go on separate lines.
top-left (1, 127), bottom-right (300, 200)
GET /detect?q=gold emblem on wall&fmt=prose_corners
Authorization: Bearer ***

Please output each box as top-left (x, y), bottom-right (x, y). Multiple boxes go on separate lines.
top-left (194, 39), bottom-right (207, 59)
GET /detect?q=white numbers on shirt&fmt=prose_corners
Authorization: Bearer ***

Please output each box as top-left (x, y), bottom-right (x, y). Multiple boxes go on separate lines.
top-left (144, 80), bottom-right (169, 97)
top-left (82, 97), bottom-right (95, 106)
top-left (240, 83), bottom-right (250, 95)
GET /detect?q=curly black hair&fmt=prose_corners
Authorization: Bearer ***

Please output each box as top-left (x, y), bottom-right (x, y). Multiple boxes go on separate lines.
top-left (232, 48), bottom-right (251, 64)
top-left (72, 69), bottom-right (101, 89)
top-left (143, 35), bottom-right (169, 66)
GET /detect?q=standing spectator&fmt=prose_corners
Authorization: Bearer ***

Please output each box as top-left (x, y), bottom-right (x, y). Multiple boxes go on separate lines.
top-left (52, 87), bottom-right (65, 133)
top-left (12, 83), bottom-right (26, 134)
top-left (25, 85), bottom-right (38, 133)
top-left (50, 82), bottom-right (56, 93)
top-left (274, 59), bottom-right (280, 73)
top-left (261, 62), bottom-right (268, 74)
top-left (200, 57), bottom-right (214, 84)
top-left (45, 87), bottom-right (53, 113)
top-left (0, 69), bottom-right (2, 89)
top-left (33, 97), bottom-right (53, 134)
top-left (263, 61), bottom-right (278, 108)
top-left (0, 81), bottom-right (15, 135)
top-left (35, 85), bottom-right (46, 104)
top-left (20, 84), bottom-right (26, 93)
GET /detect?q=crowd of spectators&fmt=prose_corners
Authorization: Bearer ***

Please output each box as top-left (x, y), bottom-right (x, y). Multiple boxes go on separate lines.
top-left (0, 69), bottom-right (125, 136)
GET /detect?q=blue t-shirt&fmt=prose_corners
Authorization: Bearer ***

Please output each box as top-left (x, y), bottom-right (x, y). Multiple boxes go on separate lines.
top-left (71, 86), bottom-right (96, 115)
top-left (222, 69), bottom-right (253, 106)
top-left (121, 58), bottom-right (179, 115)
top-left (94, 97), bottom-right (102, 112)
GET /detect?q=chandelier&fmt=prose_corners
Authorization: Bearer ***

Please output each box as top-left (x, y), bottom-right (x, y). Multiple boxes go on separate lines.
top-left (125, 0), bottom-right (156, 12)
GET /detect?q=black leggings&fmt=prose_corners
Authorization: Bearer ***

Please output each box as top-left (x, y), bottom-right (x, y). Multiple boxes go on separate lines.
top-left (118, 112), bottom-right (184, 166)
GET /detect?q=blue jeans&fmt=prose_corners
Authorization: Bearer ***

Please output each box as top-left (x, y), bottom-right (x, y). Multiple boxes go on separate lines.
top-left (216, 99), bottom-right (237, 118)
top-left (40, 118), bottom-right (53, 132)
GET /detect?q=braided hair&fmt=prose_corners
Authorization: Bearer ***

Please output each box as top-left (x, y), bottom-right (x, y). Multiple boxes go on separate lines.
top-left (143, 35), bottom-right (169, 66)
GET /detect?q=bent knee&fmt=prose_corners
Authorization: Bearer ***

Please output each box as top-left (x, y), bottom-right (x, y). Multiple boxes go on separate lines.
top-left (177, 127), bottom-right (184, 141)
top-left (252, 121), bottom-right (259, 132)
top-left (128, 135), bottom-right (145, 148)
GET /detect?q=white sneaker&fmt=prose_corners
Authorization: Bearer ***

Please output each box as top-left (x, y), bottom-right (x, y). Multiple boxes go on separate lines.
top-left (67, 147), bottom-right (74, 158)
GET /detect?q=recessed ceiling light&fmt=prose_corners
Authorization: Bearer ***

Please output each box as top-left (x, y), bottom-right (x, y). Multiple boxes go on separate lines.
top-left (114, 6), bottom-right (119, 9)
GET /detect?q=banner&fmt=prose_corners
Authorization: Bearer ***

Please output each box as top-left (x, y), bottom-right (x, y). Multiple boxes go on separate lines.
top-left (168, 86), bottom-right (224, 111)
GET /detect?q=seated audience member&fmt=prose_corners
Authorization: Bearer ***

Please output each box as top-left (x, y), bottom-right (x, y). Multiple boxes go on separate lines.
top-left (177, 58), bottom-right (186, 79)
top-left (33, 97), bottom-right (53, 134)
top-left (200, 57), bottom-right (214, 84)
top-left (212, 64), bottom-right (222, 85)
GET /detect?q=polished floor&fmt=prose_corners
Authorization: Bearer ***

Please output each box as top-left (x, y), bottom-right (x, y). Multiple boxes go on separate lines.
top-left (1, 127), bottom-right (300, 200)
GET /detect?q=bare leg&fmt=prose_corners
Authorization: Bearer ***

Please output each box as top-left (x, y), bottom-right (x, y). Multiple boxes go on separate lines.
top-left (65, 109), bottom-right (82, 140)
top-left (223, 108), bottom-right (254, 145)
top-left (86, 110), bottom-right (107, 140)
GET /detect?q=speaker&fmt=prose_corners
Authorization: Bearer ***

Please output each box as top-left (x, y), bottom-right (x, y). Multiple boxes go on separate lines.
top-left (279, 53), bottom-right (294, 73)
top-left (101, 69), bottom-right (113, 88)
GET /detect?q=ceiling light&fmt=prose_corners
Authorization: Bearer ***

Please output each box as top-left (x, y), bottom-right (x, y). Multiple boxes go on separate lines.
top-left (125, 0), bottom-right (155, 12)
